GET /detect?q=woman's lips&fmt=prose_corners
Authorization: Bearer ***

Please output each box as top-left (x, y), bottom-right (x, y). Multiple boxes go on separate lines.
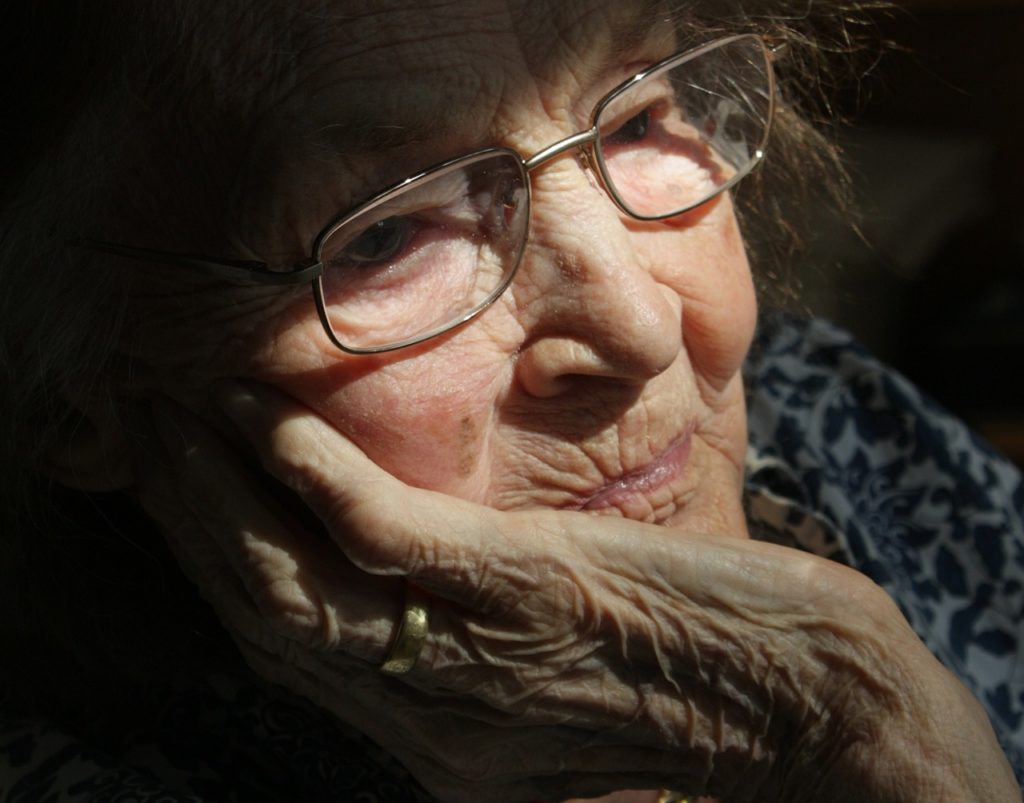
top-left (572, 432), bottom-right (693, 511)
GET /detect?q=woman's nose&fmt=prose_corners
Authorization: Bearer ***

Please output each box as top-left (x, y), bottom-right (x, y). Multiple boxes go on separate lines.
top-left (512, 161), bottom-right (682, 398)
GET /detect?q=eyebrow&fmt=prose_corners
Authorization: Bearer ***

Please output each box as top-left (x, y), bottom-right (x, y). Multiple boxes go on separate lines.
top-left (315, 116), bottom-right (443, 157)
top-left (312, 84), bottom-right (472, 158)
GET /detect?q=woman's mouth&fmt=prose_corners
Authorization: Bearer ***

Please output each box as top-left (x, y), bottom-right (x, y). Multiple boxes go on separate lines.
top-left (572, 432), bottom-right (694, 512)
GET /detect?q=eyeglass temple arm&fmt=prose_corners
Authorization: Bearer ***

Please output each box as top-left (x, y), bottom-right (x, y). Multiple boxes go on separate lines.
top-left (68, 238), bottom-right (323, 286)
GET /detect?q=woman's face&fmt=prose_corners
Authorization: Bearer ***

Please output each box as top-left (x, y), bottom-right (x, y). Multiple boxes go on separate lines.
top-left (128, 0), bottom-right (757, 538)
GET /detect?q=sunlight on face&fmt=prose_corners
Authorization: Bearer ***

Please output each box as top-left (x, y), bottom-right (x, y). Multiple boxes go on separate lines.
top-left (130, 0), bottom-right (758, 536)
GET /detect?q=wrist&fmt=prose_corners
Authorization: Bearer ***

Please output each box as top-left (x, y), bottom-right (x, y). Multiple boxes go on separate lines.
top-left (759, 573), bottom-right (1018, 803)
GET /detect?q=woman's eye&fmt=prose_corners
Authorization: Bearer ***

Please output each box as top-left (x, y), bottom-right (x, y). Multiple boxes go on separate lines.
top-left (341, 216), bottom-right (418, 265)
top-left (605, 108), bottom-right (651, 145)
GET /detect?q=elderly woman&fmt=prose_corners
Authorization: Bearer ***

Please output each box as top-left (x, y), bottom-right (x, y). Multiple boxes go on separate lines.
top-left (1, 1), bottom-right (1021, 801)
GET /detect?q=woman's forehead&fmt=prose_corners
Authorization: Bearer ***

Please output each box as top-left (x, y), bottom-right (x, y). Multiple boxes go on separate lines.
top-left (275, 0), bottom-right (663, 66)
top-left (123, 0), bottom-right (670, 255)
top-left (267, 0), bottom-right (667, 131)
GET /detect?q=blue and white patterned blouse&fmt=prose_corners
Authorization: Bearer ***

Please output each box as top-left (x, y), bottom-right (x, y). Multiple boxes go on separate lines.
top-left (745, 315), bottom-right (1024, 786)
top-left (2, 315), bottom-right (1022, 801)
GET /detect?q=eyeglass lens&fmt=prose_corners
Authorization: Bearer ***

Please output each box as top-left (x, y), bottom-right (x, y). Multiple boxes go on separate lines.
top-left (595, 36), bottom-right (771, 219)
top-left (317, 151), bottom-right (529, 350)
top-left (316, 35), bottom-right (771, 352)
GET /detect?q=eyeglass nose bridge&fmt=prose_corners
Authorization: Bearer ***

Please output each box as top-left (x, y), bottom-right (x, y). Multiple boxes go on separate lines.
top-left (522, 128), bottom-right (598, 173)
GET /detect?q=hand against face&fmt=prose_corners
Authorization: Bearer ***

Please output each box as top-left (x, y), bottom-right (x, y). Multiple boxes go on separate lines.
top-left (135, 384), bottom-right (1017, 803)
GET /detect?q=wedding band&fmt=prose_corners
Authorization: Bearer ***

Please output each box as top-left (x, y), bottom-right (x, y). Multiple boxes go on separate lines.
top-left (380, 583), bottom-right (430, 674)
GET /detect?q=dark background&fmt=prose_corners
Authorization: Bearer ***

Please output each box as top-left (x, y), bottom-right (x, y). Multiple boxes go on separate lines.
top-left (796, 0), bottom-right (1024, 465)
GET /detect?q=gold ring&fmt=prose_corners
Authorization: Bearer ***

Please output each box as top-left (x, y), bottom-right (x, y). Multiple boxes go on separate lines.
top-left (380, 583), bottom-right (430, 674)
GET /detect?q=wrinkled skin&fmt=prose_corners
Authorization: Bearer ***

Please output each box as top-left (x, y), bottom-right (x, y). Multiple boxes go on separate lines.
top-left (139, 387), bottom-right (1016, 802)
top-left (111, 1), bottom-right (1018, 800)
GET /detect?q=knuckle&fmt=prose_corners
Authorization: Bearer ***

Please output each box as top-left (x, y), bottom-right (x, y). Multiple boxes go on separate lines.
top-left (335, 502), bottom-right (416, 573)
top-left (262, 442), bottom-right (318, 497)
top-left (262, 438), bottom-right (359, 531)
top-left (248, 572), bottom-right (326, 646)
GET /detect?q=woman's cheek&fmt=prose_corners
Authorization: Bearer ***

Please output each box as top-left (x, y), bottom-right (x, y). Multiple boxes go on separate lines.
top-left (269, 347), bottom-right (506, 499)
top-left (648, 204), bottom-right (757, 389)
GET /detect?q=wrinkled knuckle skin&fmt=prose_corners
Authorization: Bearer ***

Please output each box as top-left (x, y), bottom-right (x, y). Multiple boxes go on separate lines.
top-left (334, 503), bottom-right (411, 572)
top-left (245, 573), bottom-right (327, 647)
top-left (264, 445), bottom-right (319, 498)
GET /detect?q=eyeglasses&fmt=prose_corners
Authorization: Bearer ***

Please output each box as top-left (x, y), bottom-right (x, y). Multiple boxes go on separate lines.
top-left (78, 34), bottom-right (774, 354)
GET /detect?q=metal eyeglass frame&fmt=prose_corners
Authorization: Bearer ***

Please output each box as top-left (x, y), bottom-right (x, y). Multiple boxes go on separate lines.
top-left (73, 34), bottom-right (775, 354)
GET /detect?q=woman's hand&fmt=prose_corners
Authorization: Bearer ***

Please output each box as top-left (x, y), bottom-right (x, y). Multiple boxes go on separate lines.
top-left (135, 382), bottom-right (1018, 802)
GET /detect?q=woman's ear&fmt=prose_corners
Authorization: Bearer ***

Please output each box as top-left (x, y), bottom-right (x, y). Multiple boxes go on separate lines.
top-left (41, 404), bottom-right (135, 492)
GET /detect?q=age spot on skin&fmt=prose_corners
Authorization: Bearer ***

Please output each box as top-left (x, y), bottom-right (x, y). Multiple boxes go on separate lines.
top-left (458, 415), bottom-right (479, 478)
top-left (556, 252), bottom-right (586, 286)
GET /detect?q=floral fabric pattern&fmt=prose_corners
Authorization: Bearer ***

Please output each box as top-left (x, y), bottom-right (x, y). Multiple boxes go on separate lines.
top-left (745, 315), bottom-right (1024, 785)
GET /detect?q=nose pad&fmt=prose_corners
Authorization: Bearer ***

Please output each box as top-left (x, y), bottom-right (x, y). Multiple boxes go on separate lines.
top-left (574, 147), bottom-right (594, 175)
top-left (573, 147), bottom-right (608, 195)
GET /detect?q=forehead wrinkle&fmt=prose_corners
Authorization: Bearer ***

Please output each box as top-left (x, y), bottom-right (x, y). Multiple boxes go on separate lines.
top-left (295, 5), bottom-right (521, 159)
top-left (305, 62), bottom-right (501, 158)
top-left (514, 0), bottom-right (672, 86)
top-left (144, 1), bottom-right (514, 174)
top-left (286, 0), bottom-right (669, 159)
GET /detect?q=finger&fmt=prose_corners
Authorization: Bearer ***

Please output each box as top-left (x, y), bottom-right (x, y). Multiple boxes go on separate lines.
top-left (235, 629), bottom-right (709, 797)
top-left (210, 379), bottom-right (696, 626)
top-left (133, 402), bottom-right (308, 651)
top-left (208, 379), bottom-right (862, 723)
top-left (134, 425), bottom-right (289, 676)
top-left (211, 380), bottom-right (845, 617)
top-left (150, 396), bottom-right (405, 662)
top-left (211, 379), bottom-right (402, 529)
top-left (211, 378), bottom-right (552, 609)
top-left (130, 404), bottom-right (239, 592)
